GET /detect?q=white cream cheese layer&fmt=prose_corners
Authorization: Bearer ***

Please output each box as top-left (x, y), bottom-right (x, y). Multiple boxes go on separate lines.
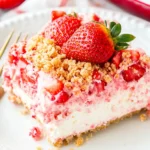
top-left (13, 74), bottom-right (150, 143)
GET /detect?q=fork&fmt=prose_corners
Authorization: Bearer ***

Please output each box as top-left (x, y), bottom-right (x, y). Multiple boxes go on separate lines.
top-left (0, 31), bottom-right (28, 75)
top-left (0, 31), bottom-right (28, 98)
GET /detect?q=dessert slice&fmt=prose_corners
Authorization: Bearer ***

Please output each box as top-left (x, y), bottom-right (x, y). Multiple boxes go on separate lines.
top-left (2, 11), bottom-right (150, 146)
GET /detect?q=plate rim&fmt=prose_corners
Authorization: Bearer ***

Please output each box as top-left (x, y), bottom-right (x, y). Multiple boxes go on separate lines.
top-left (0, 7), bottom-right (150, 29)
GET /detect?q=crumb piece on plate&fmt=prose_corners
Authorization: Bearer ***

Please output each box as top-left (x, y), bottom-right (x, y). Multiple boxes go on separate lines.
top-left (139, 113), bottom-right (147, 122)
top-left (21, 107), bottom-right (30, 115)
top-left (29, 127), bottom-right (43, 141)
top-left (75, 136), bottom-right (84, 146)
top-left (36, 146), bottom-right (42, 150)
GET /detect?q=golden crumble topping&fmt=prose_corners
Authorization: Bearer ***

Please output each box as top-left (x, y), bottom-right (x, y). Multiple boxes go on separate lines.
top-left (140, 54), bottom-right (150, 64)
top-left (120, 51), bottom-right (132, 69)
top-left (24, 35), bottom-right (125, 91)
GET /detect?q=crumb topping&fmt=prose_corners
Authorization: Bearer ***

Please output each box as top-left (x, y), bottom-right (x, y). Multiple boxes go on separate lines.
top-left (140, 54), bottom-right (150, 64)
top-left (120, 51), bottom-right (132, 69)
top-left (24, 35), bottom-right (150, 91)
top-left (25, 36), bottom-right (118, 90)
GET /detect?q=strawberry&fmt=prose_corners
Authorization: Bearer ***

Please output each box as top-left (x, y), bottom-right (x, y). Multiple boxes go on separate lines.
top-left (61, 21), bottom-right (135, 63)
top-left (112, 50), bottom-right (140, 68)
top-left (112, 51), bottom-right (122, 68)
top-left (0, 0), bottom-right (24, 9)
top-left (51, 10), bottom-right (66, 21)
top-left (94, 81), bottom-right (106, 93)
top-left (89, 81), bottom-right (106, 95)
top-left (29, 127), bottom-right (42, 141)
top-left (42, 15), bottom-right (81, 46)
top-left (130, 50), bottom-right (140, 62)
top-left (92, 69), bottom-right (101, 80)
top-left (92, 13), bottom-right (103, 22)
top-left (56, 91), bottom-right (69, 104)
top-left (20, 68), bottom-right (38, 84)
top-left (45, 80), bottom-right (64, 95)
top-left (122, 63), bottom-right (146, 82)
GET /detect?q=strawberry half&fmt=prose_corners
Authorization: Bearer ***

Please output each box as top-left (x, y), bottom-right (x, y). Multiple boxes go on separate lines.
top-left (61, 21), bottom-right (135, 64)
top-left (122, 63), bottom-right (146, 82)
top-left (51, 10), bottom-right (66, 21)
top-left (42, 14), bottom-right (81, 46)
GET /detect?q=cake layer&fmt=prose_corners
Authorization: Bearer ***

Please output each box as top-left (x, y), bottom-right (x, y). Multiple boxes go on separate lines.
top-left (4, 63), bottom-right (150, 144)
top-left (12, 80), bottom-right (149, 144)
top-left (3, 35), bottom-right (150, 145)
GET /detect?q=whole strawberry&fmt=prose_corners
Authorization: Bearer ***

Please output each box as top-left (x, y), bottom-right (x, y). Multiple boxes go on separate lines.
top-left (0, 0), bottom-right (24, 9)
top-left (42, 12), bottom-right (81, 46)
top-left (61, 21), bottom-right (135, 63)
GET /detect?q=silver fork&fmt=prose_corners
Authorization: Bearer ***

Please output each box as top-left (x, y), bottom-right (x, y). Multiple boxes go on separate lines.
top-left (0, 31), bottom-right (28, 98)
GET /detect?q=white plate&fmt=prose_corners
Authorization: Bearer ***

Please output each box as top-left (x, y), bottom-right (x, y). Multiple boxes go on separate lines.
top-left (0, 7), bottom-right (150, 150)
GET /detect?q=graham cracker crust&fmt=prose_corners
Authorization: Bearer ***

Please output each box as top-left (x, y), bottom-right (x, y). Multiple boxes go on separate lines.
top-left (53, 109), bottom-right (142, 147)
top-left (8, 92), bottom-right (144, 147)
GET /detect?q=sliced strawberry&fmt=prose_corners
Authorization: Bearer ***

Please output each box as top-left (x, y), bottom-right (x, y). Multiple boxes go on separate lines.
top-left (8, 42), bottom-right (26, 65)
top-left (56, 91), bottom-right (69, 104)
top-left (29, 127), bottom-right (42, 141)
top-left (122, 63), bottom-right (146, 82)
top-left (112, 51), bottom-right (122, 68)
top-left (92, 69), bottom-right (101, 80)
top-left (89, 81), bottom-right (106, 95)
top-left (94, 81), bottom-right (106, 93)
top-left (42, 15), bottom-right (81, 46)
top-left (20, 68), bottom-right (38, 84)
top-left (130, 50), bottom-right (140, 62)
top-left (92, 13), bottom-right (103, 22)
top-left (51, 10), bottom-right (66, 21)
top-left (112, 50), bottom-right (140, 68)
top-left (92, 14), bottom-right (100, 21)
top-left (8, 55), bottom-right (18, 64)
top-left (45, 80), bottom-right (64, 95)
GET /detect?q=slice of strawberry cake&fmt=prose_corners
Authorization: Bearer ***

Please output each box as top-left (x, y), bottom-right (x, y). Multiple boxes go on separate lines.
top-left (2, 11), bottom-right (150, 146)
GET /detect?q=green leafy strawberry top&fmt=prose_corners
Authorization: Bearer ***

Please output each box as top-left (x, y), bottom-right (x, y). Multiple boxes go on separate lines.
top-left (105, 21), bottom-right (135, 50)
